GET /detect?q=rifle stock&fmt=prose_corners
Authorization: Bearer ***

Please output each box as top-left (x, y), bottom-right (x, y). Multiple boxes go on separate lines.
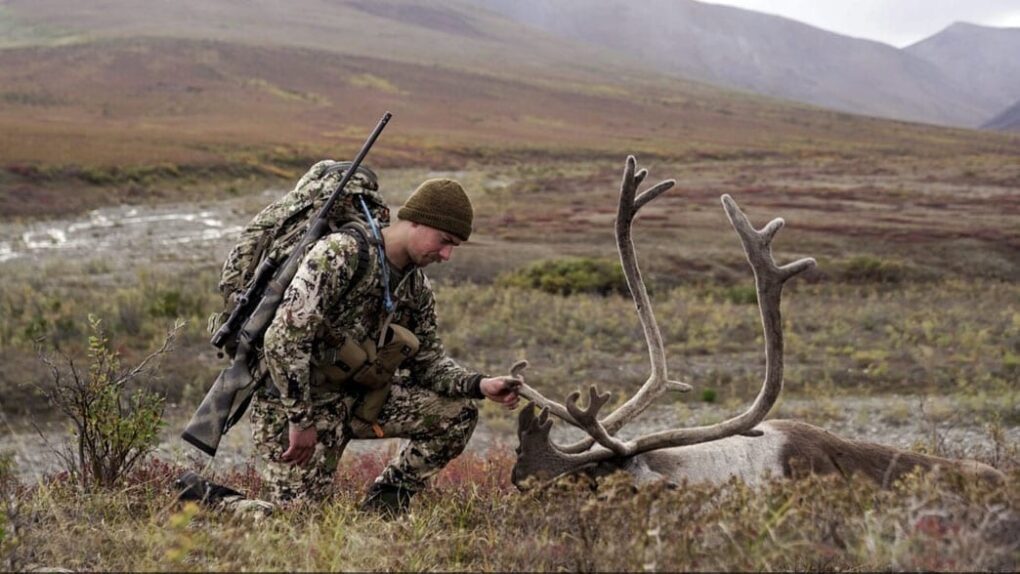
top-left (181, 264), bottom-right (294, 455)
top-left (182, 112), bottom-right (392, 456)
top-left (181, 351), bottom-right (256, 455)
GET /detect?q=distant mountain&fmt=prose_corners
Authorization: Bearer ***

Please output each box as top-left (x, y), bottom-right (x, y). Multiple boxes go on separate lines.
top-left (472, 0), bottom-right (1001, 127)
top-left (983, 100), bottom-right (1020, 132)
top-left (905, 22), bottom-right (1020, 125)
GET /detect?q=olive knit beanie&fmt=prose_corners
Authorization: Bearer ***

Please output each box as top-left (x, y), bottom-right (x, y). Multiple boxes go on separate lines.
top-left (397, 178), bottom-right (474, 241)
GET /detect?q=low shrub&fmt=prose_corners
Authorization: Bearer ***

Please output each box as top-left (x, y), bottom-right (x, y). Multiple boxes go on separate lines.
top-left (0, 452), bottom-right (20, 571)
top-left (497, 257), bottom-right (628, 296)
top-left (146, 288), bottom-right (206, 319)
top-left (699, 283), bottom-right (758, 305)
top-left (39, 315), bottom-right (181, 489)
top-left (837, 255), bottom-right (907, 284)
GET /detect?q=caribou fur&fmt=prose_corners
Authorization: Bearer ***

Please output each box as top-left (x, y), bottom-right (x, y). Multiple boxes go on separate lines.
top-left (512, 409), bottom-right (1004, 489)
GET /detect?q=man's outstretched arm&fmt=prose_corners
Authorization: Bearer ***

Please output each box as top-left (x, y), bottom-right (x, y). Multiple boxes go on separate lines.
top-left (405, 273), bottom-right (521, 407)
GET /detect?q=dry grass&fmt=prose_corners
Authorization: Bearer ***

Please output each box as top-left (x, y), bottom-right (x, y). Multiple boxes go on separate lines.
top-left (3, 262), bottom-right (1017, 424)
top-left (3, 450), bottom-right (1017, 572)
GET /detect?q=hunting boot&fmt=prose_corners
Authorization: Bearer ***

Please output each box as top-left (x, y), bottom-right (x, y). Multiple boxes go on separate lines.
top-left (175, 471), bottom-right (244, 503)
top-left (175, 471), bottom-right (275, 520)
top-left (358, 482), bottom-right (414, 519)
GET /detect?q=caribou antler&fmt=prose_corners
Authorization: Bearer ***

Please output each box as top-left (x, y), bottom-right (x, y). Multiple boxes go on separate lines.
top-left (596, 156), bottom-right (695, 424)
top-left (516, 155), bottom-right (815, 472)
top-left (516, 156), bottom-right (693, 453)
top-left (512, 360), bottom-right (579, 426)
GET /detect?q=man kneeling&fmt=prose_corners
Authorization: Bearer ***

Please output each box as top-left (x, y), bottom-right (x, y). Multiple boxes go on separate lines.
top-left (253, 178), bottom-right (520, 517)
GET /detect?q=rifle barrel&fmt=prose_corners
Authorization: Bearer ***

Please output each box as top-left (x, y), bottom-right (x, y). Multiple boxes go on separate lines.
top-left (317, 111), bottom-right (392, 221)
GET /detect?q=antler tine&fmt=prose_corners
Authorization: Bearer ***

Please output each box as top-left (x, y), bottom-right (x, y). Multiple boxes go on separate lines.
top-left (512, 403), bottom-right (605, 487)
top-left (517, 194), bottom-right (816, 472)
top-left (779, 258), bottom-right (817, 282)
top-left (618, 155), bottom-right (677, 221)
top-left (565, 386), bottom-right (629, 456)
top-left (635, 180), bottom-right (676, 212)
top-left (633, 167), bottom-right (648, 187)
top-left (528, 156), bottom-right (689, 455)
top-left (534, 407), bottom-right (553, 435)
top-left (721, 194), bottom-right (816, 286)
top-left (564, 386), bottom-right (612, 422)
top-left (511, 360), bottom-right (581, 426)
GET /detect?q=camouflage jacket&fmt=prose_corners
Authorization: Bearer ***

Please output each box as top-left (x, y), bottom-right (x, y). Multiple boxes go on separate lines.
top-left (262, 231), bottom-right (484, 425)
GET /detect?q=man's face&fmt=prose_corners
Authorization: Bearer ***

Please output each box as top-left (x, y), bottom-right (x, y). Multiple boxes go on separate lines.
top-left (407, 223), bottom-right (461, 267)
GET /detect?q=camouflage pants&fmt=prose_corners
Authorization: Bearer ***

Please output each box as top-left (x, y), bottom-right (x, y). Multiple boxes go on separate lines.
top-left (250, 377), bottom-right (478, 502)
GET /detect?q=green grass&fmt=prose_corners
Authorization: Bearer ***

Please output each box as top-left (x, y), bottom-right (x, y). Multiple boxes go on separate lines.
top-left (496, 257), bottom-right (628, 296)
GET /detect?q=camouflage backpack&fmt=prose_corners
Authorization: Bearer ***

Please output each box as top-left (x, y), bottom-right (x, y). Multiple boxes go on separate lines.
top-left (209, 160), bottom-right (390, 341)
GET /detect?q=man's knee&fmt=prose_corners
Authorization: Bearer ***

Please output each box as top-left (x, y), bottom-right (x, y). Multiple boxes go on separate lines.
top-left (416, 398), bottom-right (478, 439)
top-left (259, 441), bottom-right (345, 502)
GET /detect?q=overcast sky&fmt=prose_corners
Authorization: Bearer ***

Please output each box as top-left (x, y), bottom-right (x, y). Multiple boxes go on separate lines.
top-left (703, 0), bottom-right (1020, 47)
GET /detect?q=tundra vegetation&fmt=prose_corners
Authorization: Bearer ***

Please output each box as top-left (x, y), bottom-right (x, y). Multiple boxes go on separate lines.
top-left (1, 2), bottom-right (1017, 567)
top-left (1, 152), bottom-right (1018, 571)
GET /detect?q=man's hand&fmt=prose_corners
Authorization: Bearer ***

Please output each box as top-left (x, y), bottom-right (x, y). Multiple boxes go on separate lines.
top-left (281, 423), bottom-right (317, 467)
top-left (480, 376), bottom-right (522, 410)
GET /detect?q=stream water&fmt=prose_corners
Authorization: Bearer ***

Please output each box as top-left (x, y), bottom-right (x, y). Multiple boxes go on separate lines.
top-left (0, 194), bottom-right (279, 267)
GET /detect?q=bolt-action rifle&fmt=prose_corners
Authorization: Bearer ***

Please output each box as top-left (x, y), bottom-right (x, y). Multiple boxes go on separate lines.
top-left (181, 112), bottom-right (392, 456)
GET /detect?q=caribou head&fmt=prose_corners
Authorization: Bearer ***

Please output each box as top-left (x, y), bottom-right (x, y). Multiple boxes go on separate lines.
top-left (510, 156), bottom-right (1004, 490)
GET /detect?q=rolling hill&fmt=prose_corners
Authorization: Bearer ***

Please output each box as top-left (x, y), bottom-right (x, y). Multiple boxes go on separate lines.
top-left (0, 0), bottom-right (667, 86)
top-left (473, 0), bottom-right (1014, 128)
top-left (983, 99), bottom-right (1020, 132)
top-left (0, 0), bottom-right (1015, 176)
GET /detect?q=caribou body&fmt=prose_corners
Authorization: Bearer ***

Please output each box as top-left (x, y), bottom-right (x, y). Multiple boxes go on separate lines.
top-left (513, 414), bottom-right (1003, 488)
top-left (509, 156), bottom-right (1004, 490)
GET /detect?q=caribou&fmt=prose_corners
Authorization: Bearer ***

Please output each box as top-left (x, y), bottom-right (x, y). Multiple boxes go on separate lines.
top-left (509, 156), bottom-right (1004, 490)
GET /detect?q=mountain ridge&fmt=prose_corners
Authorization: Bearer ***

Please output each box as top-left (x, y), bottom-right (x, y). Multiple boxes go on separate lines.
top-left (983, 99), bottom-right (1020, 132)
top-left (473, 0), bottom-right (1017, 128)
top-left (904, 21), bottom-right (1020, 122)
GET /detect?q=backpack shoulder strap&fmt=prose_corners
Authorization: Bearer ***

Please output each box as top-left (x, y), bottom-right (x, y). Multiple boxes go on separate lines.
top-left (337, 222), bottom-right (373, 298)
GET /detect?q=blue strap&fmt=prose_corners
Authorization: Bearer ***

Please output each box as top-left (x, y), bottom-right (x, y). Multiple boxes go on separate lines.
top-left (358, 196), bottom-right (395, 314)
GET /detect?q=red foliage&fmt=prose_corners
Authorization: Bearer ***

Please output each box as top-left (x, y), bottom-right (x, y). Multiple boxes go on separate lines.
top-left (432, 448), bottom-right (516, 494)
top-left (330, 447), bottom-right (517, 495)
top-left (912, 513), bottom-right (961, 539)
top-left (335, 450), bottom-right (391, 491)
